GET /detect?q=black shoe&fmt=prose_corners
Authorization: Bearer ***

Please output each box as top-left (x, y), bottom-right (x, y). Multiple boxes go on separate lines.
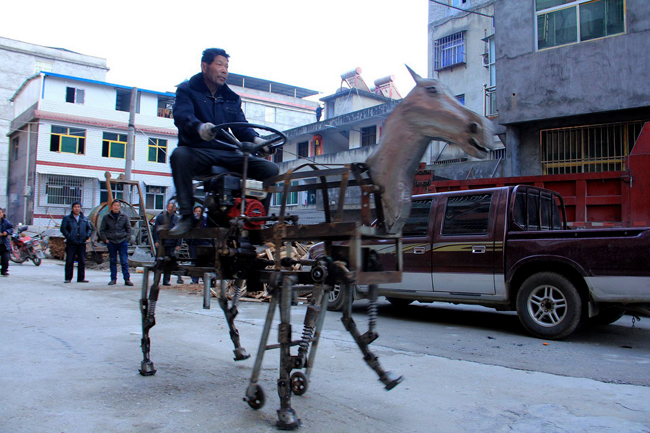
top-left (125, 280), bottom-right (134, 286)
top-left (169, 215), bottom-right (197, 236)
top-left (78, 280), bottom-right (89, 283)
top-left (64, 280), bottom-right (71, 283)
top-left (108, 280), bottom-right (117, 286)
top-left (162, 282), bottom-right (171, 286)
top-left (1, 272), bottom-right (8, 276)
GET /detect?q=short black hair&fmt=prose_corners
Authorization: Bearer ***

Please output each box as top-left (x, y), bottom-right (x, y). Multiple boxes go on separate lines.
top-left (193, 205), bottom-right (204, 212)
top-left (71, 201), bottom-right (81, 208)
top-left (111, 200), bottom-right (121, 206)
top-left (201, 48), bottom-right (230, 65)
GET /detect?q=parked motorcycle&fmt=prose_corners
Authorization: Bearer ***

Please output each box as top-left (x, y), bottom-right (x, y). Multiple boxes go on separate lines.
top-left (10, 226), bottom-right (45, 266)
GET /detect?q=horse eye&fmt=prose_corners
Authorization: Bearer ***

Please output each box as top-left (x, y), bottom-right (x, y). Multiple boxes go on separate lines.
top-left (426, 86), bottom-right (438, 95)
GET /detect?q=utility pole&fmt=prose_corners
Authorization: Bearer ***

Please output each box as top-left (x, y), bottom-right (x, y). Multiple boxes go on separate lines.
top-left (125, 87), bottom-right (138, 202)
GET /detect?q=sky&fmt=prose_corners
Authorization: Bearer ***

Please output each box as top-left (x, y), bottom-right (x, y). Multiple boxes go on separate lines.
top-left (2, 0), bottom-right (429, 99)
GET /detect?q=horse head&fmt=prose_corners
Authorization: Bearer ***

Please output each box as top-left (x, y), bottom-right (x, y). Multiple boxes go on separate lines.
top-left (366, 66), bottom-right (497, 234)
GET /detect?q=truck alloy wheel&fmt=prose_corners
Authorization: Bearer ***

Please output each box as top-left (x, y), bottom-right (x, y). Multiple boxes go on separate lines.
top-left (516, 272), bottom-right (582, 340)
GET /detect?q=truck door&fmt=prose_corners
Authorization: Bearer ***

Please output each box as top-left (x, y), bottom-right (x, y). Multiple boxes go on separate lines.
top-left (431, 191), bottom-right (499, 295)
top-left (375, 198), bottom-right (434, 291)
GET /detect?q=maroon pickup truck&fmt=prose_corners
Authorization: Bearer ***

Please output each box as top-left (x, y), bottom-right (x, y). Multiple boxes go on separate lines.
top-left (317, 185), bottom-right (650, 339)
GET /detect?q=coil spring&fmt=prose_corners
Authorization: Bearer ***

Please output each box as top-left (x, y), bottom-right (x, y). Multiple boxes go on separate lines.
top-left (299, 326), bottom-right (314, 353)
top-left (233, 284), bottom-right (243, 306)
top-left (367, 300), bottom-right (378, 331)
top-left (147, 300), bottom-right (157, 318)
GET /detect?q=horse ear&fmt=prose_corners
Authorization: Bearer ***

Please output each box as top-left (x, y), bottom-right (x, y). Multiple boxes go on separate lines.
top-left (405, 65), bottom-right (423, 84)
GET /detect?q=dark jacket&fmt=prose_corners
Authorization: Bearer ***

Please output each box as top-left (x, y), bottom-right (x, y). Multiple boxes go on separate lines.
top-left (153, 212), bottom-right (181, 247)
top-left (173, 72), bottom-right (259, 151)
top-left (99, 211), bottom-right (132, 244)
top-left (61, 212), bottom-right (92, 245)
top-left (0, 217), bottom-right (14, 249)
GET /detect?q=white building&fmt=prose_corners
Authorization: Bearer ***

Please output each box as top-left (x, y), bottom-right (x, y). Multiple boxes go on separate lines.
top-left (0, 36), bottom-right (109, 209)
top-left (7, 72), bottom-right (178, 226)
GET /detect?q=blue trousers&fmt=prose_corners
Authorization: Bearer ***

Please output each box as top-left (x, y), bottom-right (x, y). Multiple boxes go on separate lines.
top-left (107, 241), bottom-right (130, 281)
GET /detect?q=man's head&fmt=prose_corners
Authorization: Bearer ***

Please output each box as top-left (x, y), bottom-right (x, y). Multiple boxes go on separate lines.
top-left (0, 208), bottom-right (4, 219)
top-left (193, 205), bottom-right (203, 218)
top-left (111, 200), bottom-right (121, 213)
top-left (71, 201), bottom-right (82, 216)
top-left (201, 48), bottom-right (230, 91)
top-left (166, 201), bottom-right (176, 214)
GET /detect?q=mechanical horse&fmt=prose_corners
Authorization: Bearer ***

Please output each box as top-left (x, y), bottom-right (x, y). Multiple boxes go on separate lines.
top-left (137, 66), bottom-right (495, 430)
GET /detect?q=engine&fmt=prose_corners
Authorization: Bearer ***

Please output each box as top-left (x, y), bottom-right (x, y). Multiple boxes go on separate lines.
top-left (203, 174), bottom-right (267, 229)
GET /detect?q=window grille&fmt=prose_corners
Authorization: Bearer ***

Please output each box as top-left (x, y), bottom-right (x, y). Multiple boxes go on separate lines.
top-left (148, 138), bottom-right (167, 163)
top-left (43, 174), bottom-right (84, 206)
top-left (434, 32), bottom-right (466, 70)
top-left (540, 120), bottom-right (647, 175)
top-left (50, 125), bottom-right (86, 155)
top-left (536, 0), bottom-right (625, 50)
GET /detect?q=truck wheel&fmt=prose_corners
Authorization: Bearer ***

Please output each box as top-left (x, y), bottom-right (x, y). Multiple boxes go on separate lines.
top-left (327, 284), bottom-right (344, 311)
top-left (516, 272), bottom-right (582, 340)
top-left (386, 297), bottom-right (413, 308)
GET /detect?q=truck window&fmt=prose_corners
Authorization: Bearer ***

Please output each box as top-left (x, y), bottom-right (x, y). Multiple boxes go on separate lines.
top-left (442, 194), bottom-right (492, 236)
top-left (402, 199), bottom-right (433, 236)
top-left (513, 189), bottom-right (563, 230)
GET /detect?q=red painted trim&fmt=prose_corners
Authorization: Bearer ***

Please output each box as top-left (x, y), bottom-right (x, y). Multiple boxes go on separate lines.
top-left (34, 213), bottom-right (66, 219)
top-left (35, 110), bottom-right (178, 136)
top-left (36, 160), bottom-right (172, 177)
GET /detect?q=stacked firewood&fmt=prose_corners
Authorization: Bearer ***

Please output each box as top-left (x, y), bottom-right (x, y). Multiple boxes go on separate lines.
top-left (48, 237), bottom-right (66, 260)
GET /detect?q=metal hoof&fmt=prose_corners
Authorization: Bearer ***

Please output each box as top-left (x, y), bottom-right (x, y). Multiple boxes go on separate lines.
top-left (233, 347), bottom-right (251, 361)
top-left (277, 408), bottom-right (301, 430)
top-left (381, 372), bottom-right (403, 391)
top-left (139, 361), bottom-right (157, 376)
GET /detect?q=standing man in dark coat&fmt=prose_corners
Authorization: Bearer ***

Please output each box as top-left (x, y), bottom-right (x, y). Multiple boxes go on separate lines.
top-left (60, 201), bottom-right (92, 283)
top-left (153, 201), bottom-right (181, 286)
top-left (0, 208), bottom-right (14, 276)
top-left (100, 200), bottom-right (133, 286)
top-left (169, 47), bottom-right (279, 235)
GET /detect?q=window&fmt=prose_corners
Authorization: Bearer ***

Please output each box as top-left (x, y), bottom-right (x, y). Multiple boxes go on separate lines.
top-left (540, 120), bottom-right (646, 174)
top-left (273, 147), bottom-right (283, 163)
top-left (34, 60), bottom-right (53, 73)
top-left (272, 181), bottom-right (299, 207)
top-left (402, 199), bottom-right (433, 236)
top-left (99, 181), bottom-right (124, 204)
top-left (536, 0), bottom-right (625, 50)
top-left (455, 94), bottom-right (465, 105)
top-left (44, 175), bottom-right (84, 205)
top-left (513, 188), bottom-right (563, 231)
top-left (157, 95), bottom-right (174, 118)
top-left (434, 32), bottom-right (465, 70)
top-left (442, 194), bottom-right (492, 236)
top-left (65, 87), bottom-right (85, 104)
top-left (102, 132), bottom-right (127, 159)
top-left (145, 186), bottom-right (166, 210)
top-left (361, 126), bottom-right (377, 147)
top-left (148, 138), bottom-right (167, 163)
top-left (50, 126), bottom-right (86, 154)
top-left (484, 35), bottom-right (497, 117)
top-left (10, 138), bottom-right (19, 162)
top-left (297, 142), bottom-right (309, 158)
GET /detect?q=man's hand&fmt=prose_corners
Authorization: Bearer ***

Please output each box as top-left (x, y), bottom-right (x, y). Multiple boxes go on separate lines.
top-left (198, 123), bottom-right (217, 141)
top-left (154, 242), bottom-right (159, 248)
top-left (254, 137), bottom-right (276, 157)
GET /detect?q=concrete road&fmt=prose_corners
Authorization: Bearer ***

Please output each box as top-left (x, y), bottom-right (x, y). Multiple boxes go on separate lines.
top-left (1, 260), bottom-right (649, 432)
